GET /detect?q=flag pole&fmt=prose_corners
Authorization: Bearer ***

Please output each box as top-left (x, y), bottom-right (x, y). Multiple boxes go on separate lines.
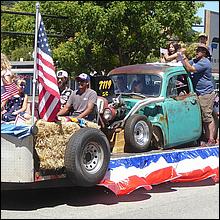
top-left (31, 2), bottom-right (40, 125)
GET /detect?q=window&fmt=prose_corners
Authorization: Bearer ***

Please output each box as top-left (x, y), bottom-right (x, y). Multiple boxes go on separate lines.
top-left (110, 74), bottom-right (161, 97)
top-left (167, 74), bottom-right (190, 97)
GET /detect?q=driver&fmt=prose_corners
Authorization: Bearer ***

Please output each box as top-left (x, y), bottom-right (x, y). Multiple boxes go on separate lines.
top-left (132, 80), bottom-right (144, 93)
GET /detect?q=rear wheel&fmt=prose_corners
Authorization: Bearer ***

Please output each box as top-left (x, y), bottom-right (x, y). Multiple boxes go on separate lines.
top-left (64, 127), bottom-right (110, 187)
top-left (151, 126), bottom-right (164, 150)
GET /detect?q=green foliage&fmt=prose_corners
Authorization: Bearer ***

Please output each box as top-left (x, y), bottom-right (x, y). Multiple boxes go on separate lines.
top-left (185, 43), bottom-right (198, 60)
top-left (11, 46), bottom-right (33, 61)
top-left (1, 1), bottom-right (204, 76)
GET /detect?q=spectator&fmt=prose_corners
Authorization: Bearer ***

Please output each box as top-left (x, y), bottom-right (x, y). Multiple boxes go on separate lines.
top-left (57, 70), bottom-right (73, 114)
top-left (160, 42), bottom-right (181, 63)
top-left (1, 53), bottom-right (16, 109)
top-left (1, 53), bottom-right (14, 87)
top-left (2, 79), bottom-right (31, 122)
top-left (180, 44), bottom-right (216, 146)
top-left (198, 33), bottom-right (212, 61)
top-left (57, 73), bottom-right (97, 120)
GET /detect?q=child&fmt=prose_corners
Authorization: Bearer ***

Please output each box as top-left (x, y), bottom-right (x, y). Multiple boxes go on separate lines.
top-left (2, 79), bottom-right (31, 122)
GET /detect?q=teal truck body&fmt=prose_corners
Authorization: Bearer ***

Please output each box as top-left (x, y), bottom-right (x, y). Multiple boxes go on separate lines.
top-left (96, 63), bottom-right (203, 152)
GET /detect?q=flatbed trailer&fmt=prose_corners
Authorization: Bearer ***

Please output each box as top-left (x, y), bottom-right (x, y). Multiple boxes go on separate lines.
top-left (2, 130), bottom-right (219, 195)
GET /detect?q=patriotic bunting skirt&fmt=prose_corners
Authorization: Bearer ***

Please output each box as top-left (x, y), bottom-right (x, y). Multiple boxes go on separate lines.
top-left (99, 146), bottom-right (219, 196)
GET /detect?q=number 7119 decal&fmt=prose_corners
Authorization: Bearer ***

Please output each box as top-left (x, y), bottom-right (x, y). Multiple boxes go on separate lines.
top-left (99, 80), bottom-right (112, 90)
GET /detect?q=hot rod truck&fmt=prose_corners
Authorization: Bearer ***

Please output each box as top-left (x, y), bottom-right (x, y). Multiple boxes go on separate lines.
top-left (95, 62), bottom-right (209, 153)
top-left (1, 62), bottom-right (218, 190)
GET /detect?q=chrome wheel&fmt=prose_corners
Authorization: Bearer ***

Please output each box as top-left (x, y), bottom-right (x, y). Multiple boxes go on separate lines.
top-left (134, 120), bottom-right (150, 146)
top-left (81, 141), bottom-right (104, 174)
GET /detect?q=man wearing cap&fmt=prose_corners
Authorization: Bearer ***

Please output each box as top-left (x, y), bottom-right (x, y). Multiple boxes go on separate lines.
top-left (57, 73), bottom-right (97, 120)
top-left (198, 33), bottom-right (212, 61)
top-left (57, 70), bottom-right (73, 114)
top-left (180, 44), bottom-right (216, 146)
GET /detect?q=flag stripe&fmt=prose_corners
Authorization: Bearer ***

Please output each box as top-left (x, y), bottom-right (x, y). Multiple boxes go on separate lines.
top-left (38, 75), bottom-right (60, 97)
top-left (38, 84), bottom-right (60, 121)
top-left (36, 13), bottom-right (60, 122)
top-left (37, 55), bottom-right (59, 85)
top-left (37, 51), bottom-right (55, 71)
top-left (37, 63), bottom-right (57, 85)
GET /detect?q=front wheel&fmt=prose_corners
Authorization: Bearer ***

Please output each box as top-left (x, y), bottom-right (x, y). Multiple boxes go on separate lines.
top-left (64, 127), bottom-right (110, 187)
top-left (124, 114), bottom-right (152, 152)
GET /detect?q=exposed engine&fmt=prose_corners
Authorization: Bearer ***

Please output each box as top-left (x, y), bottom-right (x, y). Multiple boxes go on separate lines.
top-left (97, 95), bottom-right (127, 128)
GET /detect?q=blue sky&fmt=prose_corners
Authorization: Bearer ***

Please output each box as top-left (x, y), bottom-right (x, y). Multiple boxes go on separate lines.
top-left (193, 1), bottom-right (219, 32)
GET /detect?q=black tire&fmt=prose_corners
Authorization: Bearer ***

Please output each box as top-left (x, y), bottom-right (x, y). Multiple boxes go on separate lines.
top-left (124, 114), bottom-right (153, 152)
top-left (152, 126), bottom-right (164, 150)
top-left (64, 127), bottom-right (110, 187)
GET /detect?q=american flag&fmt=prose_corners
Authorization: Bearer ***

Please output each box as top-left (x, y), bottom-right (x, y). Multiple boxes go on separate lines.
top-left (36, 13), bottom-right (61, 122)
top-left (1, 82), bottom-right (19, 102)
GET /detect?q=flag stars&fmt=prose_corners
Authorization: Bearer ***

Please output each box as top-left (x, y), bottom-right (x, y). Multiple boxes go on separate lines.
top-left (37, 16), bottom-right (52, 55)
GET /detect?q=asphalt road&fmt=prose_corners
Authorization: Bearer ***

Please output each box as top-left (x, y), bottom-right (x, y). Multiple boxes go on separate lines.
top-left (1, 178), bottom-right (219, 219)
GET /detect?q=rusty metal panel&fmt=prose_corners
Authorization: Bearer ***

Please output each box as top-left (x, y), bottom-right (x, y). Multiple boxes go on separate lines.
top-left (108, 64), bottom-right (184, 75)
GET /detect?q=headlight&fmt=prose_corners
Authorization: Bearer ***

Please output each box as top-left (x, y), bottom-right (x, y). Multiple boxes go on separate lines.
top-left (103, 108), bottom-right (113, 121)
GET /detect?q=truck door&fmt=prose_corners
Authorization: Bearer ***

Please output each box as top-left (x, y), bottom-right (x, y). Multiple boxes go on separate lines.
top-left (164, 74), bottom-right (202, 146)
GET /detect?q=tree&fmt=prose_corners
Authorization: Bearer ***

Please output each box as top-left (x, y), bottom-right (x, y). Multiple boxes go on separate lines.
top-left (1, 1), bottom-right (204, 76)
top-left (1, 1), bottom-right (16, 7)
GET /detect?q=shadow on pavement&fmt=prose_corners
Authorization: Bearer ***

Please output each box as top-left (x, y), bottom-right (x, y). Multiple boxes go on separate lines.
top-left (1, 177), bottom-right (217, 211)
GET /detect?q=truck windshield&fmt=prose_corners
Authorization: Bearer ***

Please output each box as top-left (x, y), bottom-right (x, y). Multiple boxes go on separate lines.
top-left (110, 74), bottom-right (161, 97)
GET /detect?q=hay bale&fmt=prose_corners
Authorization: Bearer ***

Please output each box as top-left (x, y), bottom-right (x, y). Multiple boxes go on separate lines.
top-left (34, 118), bottom-right (100, 170)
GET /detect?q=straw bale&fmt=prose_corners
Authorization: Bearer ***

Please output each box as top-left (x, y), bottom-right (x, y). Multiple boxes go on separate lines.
top-left (34, 118), bottom-right (100, 170)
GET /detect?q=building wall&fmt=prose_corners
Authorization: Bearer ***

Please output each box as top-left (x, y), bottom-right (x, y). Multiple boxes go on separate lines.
top-left (205, 10), bottom-right (219, 74)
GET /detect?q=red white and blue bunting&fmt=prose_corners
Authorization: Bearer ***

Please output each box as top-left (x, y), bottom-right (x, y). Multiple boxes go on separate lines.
top-left (99, 146), bottom-right (219, 196)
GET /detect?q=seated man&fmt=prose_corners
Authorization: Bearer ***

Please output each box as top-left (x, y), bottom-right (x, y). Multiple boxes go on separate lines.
top-left (57, 73), bottom-right (97, 120)
top-left (57, 70), bottom-right (73, 114)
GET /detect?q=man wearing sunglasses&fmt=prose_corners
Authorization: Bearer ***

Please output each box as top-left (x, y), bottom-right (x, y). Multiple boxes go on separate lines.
top-left (57, 73), bottom-right (97, 120)
top-left (180, 44), bottom-right (216, 146)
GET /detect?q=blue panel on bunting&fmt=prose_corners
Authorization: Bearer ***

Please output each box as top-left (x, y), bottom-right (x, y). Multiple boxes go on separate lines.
top-left (109, 147), bottom-right (219, 169)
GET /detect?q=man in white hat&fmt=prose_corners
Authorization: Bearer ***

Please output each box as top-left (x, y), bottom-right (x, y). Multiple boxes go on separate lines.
top-left (180, 44), bottom-right (216, 146)
top-left (57, 70), bottom-right (73, 114)
top-left (198, 33), bottom-right (212, 60)
top-left (57, 73), bottom-right (97, 120)
top-left (198, 33), bottom-right (208, 44)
